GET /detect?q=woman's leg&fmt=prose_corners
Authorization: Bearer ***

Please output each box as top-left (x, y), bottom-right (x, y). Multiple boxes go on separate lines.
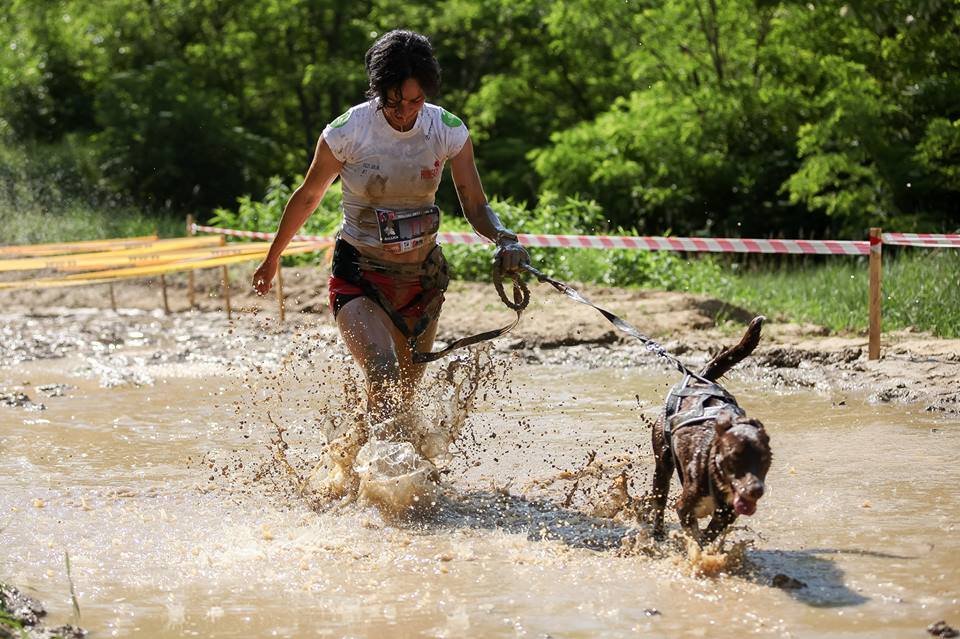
top-left (336, 297), bottom-right (438, 424)
top-left (396, 313), bottom-right (439, 402)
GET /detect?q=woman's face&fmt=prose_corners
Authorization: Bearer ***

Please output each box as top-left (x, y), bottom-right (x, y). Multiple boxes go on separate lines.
top-left (383, 78), bottom-right (425, 131)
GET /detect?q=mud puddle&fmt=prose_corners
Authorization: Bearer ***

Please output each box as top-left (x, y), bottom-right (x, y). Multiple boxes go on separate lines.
top-left (1, 340), bottom-right (958, 637)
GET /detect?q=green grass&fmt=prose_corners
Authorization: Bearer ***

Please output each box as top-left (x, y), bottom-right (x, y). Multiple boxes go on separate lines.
top-left (691, 250), bottom-right (960, 338)
top-left (0, 585), bottom-right (26, 638)
top-left (0, 610), bottom-right (25, 638)
top-left (882, 249), bottom-right (960, 337)
top-left (487, 248), bottom-right (959, 338)
top-left (0, 203), bottom-right (183, 245)
top-left (704, 256), bottom-right (871, 331)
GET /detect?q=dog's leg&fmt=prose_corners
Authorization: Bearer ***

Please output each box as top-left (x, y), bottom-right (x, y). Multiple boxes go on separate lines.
top-left (701, 505), bottom-right (737, 545)
top-left (650, 456), bottom-right (673, 540)
top-left (649, 420), bottom-right (673, 540)
top-left (675, 490), bottom-right (701, 543)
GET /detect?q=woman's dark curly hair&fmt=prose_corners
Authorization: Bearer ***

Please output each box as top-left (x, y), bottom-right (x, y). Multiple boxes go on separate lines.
top-left (365, 30), bottom-right (441, 109)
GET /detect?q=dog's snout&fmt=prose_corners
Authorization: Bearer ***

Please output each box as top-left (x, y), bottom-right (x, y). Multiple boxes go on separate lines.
top-left (736, 475), bottom-right (765, 501)
top-left (743, 478), bottom-right (764, 500)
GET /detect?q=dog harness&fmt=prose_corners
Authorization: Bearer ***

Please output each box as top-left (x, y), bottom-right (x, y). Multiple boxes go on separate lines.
top-left (662, 373), bottom-right (745, 478)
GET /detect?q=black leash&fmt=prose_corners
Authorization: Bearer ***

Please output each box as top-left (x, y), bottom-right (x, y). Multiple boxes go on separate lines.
top-left (412, 261), bottom-right (705, 378)
top-left (411, 269), bottom-right (530, 364)
top-left (519, 263), bottom-right (710, 382)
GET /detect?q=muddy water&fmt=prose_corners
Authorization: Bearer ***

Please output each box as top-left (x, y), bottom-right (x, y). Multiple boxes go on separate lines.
top-left (2, 336), bottom-right (959, 637)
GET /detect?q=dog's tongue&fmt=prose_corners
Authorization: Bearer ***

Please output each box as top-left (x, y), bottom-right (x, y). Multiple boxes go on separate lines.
top-left (734, 495), bottom-right (757, 516)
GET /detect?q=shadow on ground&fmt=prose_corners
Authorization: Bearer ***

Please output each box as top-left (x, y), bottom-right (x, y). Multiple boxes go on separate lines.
top-left (427, 488), bottom-right (632, 551)
top-left (412, 488), bottom-right (876, 608)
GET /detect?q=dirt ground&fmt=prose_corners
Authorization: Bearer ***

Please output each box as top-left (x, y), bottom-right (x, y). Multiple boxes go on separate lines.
top-left (3, 264), bottom-right (959, 415)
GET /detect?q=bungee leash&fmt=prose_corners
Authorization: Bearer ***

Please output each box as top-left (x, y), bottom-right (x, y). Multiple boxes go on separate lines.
top-left (518, 263), bottom-right (710, 382)
top-left (410, 268), bottom-right (530, 364)
top-left (412, 259), bottom-right (707, 382)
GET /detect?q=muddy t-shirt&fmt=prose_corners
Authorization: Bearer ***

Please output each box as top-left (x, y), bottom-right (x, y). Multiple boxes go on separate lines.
top-left (322, 100), bottom-right (469, 254)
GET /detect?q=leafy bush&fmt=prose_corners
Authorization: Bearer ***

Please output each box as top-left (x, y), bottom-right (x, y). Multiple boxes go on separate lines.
top-left (210, 176), bottom-right (342, 238)
top-left (208, 176), bottom-right (342, 265)
top-left (200, 173), bottom-right (960, 338)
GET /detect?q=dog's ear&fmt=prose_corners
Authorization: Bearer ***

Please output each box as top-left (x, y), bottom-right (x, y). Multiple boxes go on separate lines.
top-left (714, 412), bottom-right (735, 436)
top-left (748, 419), bottom-right (770, 444)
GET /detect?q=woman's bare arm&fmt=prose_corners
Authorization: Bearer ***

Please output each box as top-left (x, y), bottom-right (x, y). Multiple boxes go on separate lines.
top-left (450, 137), bottom-right (528, 271)
top-left (450, 137), bottom-right (508, 241)
top-left (253, 138), bottom-right (342, 294)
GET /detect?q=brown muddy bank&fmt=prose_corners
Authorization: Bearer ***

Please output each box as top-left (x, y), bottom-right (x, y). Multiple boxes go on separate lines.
top-left (0, 584), bottom-right (85, 638)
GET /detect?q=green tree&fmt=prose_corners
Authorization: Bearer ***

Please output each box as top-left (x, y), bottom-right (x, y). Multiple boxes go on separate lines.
top-left (531, 0), bottom-right (960, 236)
top-left (0, 0), bottom-right (98, 141)
top-left (532, 0), bottom-right (809, 235)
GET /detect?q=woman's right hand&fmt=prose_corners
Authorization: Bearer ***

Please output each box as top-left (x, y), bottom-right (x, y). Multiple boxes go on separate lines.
top-left (252, 257), bottom-right (278, 296)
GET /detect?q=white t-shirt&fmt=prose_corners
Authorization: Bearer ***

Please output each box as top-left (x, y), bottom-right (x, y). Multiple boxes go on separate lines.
top-left (322, 99), bottom-right (470, 253)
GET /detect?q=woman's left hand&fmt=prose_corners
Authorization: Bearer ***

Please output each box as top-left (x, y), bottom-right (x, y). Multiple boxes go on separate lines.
top-left (494, 236), bottom-right (529, 274)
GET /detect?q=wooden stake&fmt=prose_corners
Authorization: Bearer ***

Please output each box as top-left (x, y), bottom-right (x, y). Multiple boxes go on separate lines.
top-left (219, 236), bottom-right (232, 319)
top-left (221, 265), bottom-right (232, 319)
top-left (868, 227), bottom-right (882, 360)
top-left (220, 235), bottom-right (233, 319)
top-left (109, 283), bottom-right (117, 312)
top-left (276, 262), bottom-right (286, 323)
top-left (160, 274), bottom-right (170, 314)
top-left (186, 214), bottom-right (196, 308)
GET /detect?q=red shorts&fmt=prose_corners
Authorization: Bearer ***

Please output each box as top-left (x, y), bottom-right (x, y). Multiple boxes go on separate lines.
top-left (328, 272), bottom-right (442, 320)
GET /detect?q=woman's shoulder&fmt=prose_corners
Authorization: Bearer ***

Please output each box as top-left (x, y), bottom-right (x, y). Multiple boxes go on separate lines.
top-left (422, 102), bottom-right (466, 131)
top-left (325, 100), bottom-right (375, 133)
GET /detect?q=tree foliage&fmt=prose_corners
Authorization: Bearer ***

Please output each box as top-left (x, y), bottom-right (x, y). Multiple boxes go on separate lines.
top-left (1, 0), bottom-right (957, 237)
top-left (531, 0), bottom-right (960, 236)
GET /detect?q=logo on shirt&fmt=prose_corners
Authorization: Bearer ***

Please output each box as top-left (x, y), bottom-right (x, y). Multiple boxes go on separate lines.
top-left (440, 109), bottom-right (463, 128)
top-left (329, 111), bottom-right (351, 128)
top-left (420, 159), bottom-right (441, 180)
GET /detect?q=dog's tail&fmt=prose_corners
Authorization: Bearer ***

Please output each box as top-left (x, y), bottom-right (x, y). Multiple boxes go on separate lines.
top-left (700, 315), bottom-right (765, 381)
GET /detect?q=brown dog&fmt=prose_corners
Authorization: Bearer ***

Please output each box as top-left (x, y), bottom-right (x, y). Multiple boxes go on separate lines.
top-left (649, 316), bottom-right (771, 545)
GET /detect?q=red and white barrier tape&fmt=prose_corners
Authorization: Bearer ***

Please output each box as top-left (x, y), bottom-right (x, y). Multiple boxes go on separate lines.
top-left (193, 224), bottom-right (870, 255)
top-left (506, 234), bottom-right (867, 255)
top-left (881, 232), bottom-right (960, 248)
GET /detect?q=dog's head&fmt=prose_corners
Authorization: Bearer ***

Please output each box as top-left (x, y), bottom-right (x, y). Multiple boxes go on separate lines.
top-left (712, 411), bottom-right (771, 516)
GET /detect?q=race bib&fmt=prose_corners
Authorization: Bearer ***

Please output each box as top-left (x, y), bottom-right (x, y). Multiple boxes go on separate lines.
top-left (376, 206), bottom-right (441, 253)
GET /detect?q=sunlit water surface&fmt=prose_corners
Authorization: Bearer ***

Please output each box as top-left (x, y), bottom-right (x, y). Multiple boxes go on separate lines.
top-left (2, 348), bottom-right (958, 638)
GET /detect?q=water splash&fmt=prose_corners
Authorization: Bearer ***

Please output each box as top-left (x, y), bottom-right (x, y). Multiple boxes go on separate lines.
top-left (239, 341), bottom-right (510, 519)
top-left (677, 535), bottom-right (751, 578)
